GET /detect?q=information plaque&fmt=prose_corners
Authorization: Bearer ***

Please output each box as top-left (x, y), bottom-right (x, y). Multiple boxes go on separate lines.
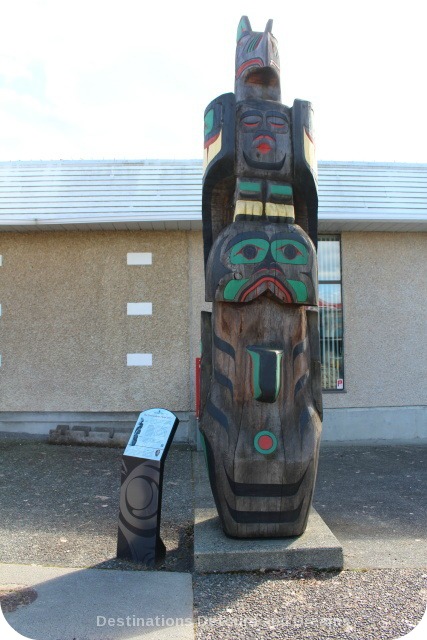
top-left (116, 408), bottom-right (179, 566)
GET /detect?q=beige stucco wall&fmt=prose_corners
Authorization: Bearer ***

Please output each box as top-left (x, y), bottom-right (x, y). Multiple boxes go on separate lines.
top-left (1, 229), bottom-right (425, 416)
top-left (324, 231), bottom-right (427, 409)
top-left (188, 231), bottom-right (211, 410)
top-left (0, 230), bottom-right (193, 412)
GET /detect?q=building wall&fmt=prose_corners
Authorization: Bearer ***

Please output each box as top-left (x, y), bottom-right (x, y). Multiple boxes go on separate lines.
top-left (0, 230), bottom-right (192, 413)
top-left (324, 231), bottom-right (427, 409)
top-left (0, 228), bottom-right (425, 440)
top-left (188, 230), bottom-right (427, 439)
top-left (322, 231), bottom-right (427, 440)
top-left (188, 232), bottom-right (211, 410)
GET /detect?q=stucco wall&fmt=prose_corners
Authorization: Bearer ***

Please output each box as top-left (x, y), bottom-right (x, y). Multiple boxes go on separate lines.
top-left (188, 232), bottom-right (212, 410)
top-left (0, 230), bottom-right (192, 412)
top-left (1, 229), bottom-right (425, 419)
top-left (324, 231), bottom-right (427, 410)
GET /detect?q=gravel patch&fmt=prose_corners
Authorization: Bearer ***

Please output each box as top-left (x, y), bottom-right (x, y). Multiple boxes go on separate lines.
top-left (0, 586), bottom-right (38, 613)
top-left (194, 568), bottom-right (427, 640)
top-left (2, 435), bottom-right (426, 639)
top-left (314, 444), bottom-right (427, 569)
top-left (0, 437), bottom-right (194, 572)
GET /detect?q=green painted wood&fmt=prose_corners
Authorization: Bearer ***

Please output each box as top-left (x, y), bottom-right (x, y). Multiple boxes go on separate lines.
top-left (199, 15), bottom-right (322, 538)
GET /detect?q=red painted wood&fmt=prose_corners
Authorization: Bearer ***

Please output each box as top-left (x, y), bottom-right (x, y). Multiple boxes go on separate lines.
top-left (195, 357), bottom-right (201, 419)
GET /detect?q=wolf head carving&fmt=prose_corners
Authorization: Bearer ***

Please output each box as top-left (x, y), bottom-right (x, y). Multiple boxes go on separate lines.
top-left (235, 16), bottom-right (281, 102)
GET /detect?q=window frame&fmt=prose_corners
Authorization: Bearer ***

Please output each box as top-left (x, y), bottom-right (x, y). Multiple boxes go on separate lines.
top-left (317, 234), bottom-right (345, 393)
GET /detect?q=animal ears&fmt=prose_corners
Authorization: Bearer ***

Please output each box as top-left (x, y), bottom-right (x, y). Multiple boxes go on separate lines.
top-left (236, 16), bottom-right (251, 42)
top-left (236, 16), bottom-right (274, 42)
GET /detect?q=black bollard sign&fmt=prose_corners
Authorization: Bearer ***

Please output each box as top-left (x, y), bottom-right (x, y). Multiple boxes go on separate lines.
top-left (116, 408), bottom-right (179, 566)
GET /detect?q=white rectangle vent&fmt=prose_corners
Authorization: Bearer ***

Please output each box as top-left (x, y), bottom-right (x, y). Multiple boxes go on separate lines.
top-left (127, 303), bottom-right (152, 316)
top-left (127, 253), bottom-right (152, 265)
top-left (127, 353), bottom-right (153, 367)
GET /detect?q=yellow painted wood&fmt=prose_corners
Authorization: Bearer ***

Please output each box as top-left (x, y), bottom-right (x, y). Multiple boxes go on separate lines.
top-left (203, 131), bottom-right (223, 173)
top-left (265, 203), bottom-right (295, 219)
top-left (303, 128), bottom-right (317, 176)
top-left (233, 199), bottom-right (263, 219)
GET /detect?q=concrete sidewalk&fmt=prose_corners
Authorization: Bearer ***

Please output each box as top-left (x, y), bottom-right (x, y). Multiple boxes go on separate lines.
top-left (1, 563), bottom-right (194, 640)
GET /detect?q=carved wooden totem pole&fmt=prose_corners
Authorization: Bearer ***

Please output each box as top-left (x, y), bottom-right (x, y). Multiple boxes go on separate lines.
top-left (199, 16), bottom-right (323, 538)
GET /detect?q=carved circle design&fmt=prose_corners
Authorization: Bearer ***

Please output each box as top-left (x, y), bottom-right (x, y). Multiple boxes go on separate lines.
top-left (120, 465), bottom-right (160, 529)
top-left (254, 430), bottom-right (278, 454)
top-left (126, 477), bottom-right (154, 511)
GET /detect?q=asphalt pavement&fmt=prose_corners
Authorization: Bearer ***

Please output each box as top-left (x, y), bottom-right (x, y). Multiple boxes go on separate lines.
top-left (0, 433), bottom-right (426, 640)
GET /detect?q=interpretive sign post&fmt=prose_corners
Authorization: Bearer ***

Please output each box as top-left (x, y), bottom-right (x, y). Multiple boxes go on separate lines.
top-left (116, 408), bottom-right (179, 566)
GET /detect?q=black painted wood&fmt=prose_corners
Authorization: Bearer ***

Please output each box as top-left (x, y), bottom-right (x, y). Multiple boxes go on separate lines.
top-left (116, 409), bottom-right (179, 565)
top-left (200, 15), bottom-right (322, 538)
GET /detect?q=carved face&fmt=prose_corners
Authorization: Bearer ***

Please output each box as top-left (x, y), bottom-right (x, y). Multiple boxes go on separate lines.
top-left (206, 220), bottom-right (318, 305)
top-left (236, 101), bottom-right (292, 174)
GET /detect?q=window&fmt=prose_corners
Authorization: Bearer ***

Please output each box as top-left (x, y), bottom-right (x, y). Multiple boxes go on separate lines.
top-left (318, 235), bottom-right (344, 390)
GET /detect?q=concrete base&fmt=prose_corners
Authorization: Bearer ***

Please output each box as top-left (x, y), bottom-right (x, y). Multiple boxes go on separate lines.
top-left (193, 453), bottom-right (343, 573)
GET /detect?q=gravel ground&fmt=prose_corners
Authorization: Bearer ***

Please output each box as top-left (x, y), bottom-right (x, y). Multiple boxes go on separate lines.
top-left (194, 568), bottom-right (427, 640)
top-left (314, 443), bottom-right (427, 568)
top-left (0, 586), bottom-right (38, 613)
top-left (0, 436), bottom-right (194, 572)
top-left (1, 434), bottom-right (426, 640)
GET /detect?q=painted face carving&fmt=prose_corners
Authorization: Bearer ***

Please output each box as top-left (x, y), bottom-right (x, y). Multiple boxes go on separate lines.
top-left (206, 220), bottom-right (318, 305)
top-left (237, 101), bottom-right (292, 173)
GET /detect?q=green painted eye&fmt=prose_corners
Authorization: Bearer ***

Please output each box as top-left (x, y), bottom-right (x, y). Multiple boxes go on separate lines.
top-left (230, 238), bottom-right (269, 264)
top-left (271, 240), bottom-right (308, 264)
top-left (204, 109), bottom-right (214, 137)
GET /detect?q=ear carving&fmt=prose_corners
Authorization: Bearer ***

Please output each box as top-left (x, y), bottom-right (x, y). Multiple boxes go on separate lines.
top-left (237, 15), bottom-right (252, 42)
top-left (265, 19), bottom-right (273, 33)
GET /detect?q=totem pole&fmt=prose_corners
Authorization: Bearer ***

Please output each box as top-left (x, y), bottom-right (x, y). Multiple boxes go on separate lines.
top-left (199, 16), bottom-right (323, 538)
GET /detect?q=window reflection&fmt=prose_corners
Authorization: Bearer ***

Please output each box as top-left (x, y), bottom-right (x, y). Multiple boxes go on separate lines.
top-left (318, 236), bottom-right (344, 390)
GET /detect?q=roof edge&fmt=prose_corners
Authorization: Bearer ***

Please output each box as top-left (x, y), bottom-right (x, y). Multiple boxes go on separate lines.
top-left (0, 158), bottom-right (427, 169)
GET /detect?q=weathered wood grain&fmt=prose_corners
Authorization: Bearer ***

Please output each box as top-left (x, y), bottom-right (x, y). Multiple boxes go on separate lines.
top-left (200, 15), bottom-right (322, 537)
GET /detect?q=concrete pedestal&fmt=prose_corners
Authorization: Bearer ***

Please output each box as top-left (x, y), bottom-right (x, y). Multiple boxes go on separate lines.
top-left (193, 452), bottom-right (343, 573)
